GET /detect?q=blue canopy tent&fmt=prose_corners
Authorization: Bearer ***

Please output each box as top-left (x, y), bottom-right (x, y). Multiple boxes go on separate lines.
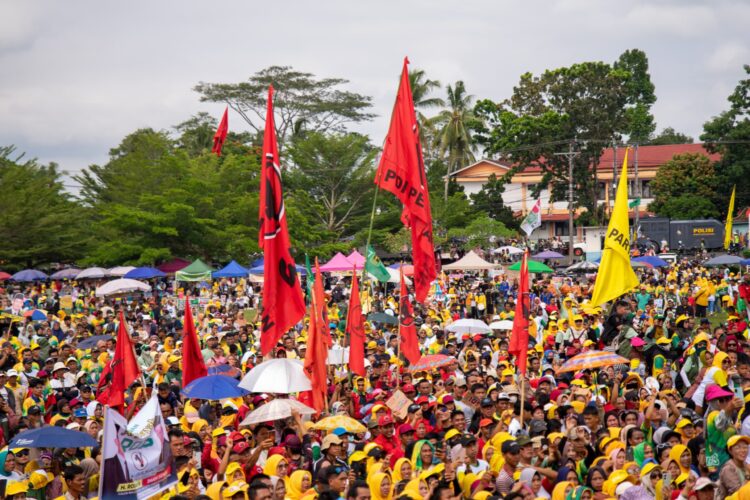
top-left (212, 260), bottom-right (250, 278)
top-left (124, 267), bottom-right (167, 279)
top-left (251, 257), bottom-right (264, 268)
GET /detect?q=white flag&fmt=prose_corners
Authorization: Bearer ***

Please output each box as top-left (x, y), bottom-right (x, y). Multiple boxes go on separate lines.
top-left (99, 396), bottom-right (178, 500)
top-left (520, 199), bottom-right (542, 236)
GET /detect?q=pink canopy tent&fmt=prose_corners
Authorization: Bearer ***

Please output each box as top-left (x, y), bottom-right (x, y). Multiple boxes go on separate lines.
top-left (319, 252), bottom-right (362, 272)
top-left (157, 258), bottom-right (191, 273)
top-left (347, 250), bottom-right (366, 267)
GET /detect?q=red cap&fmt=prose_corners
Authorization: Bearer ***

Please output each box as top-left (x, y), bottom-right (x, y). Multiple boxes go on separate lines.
top-left (479, 418), bottom-right (494, 428)
top-left (402, 384), bottom-right (415, 393)
top-left (230, 431), bottom-right (246, 442)
top-left (268, 446), bottom-right (285, 457)
top-left (398, 423), bottom-right (414, 434)
top-left (416, 396), bottom-right (430, 405)
top-left (378, 415), bottom-right (394, 427)
top-left (233, 441), bottom-right (250, 453)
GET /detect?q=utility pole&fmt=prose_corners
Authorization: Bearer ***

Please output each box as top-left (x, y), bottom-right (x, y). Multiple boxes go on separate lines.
top-left (633, 143), bottom-right (640, 240)
top-left (554, 142), bottom-right (580, 265)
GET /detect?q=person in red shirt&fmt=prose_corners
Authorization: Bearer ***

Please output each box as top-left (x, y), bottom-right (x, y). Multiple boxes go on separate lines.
top-left (372, 415), bottom-right (404, 468)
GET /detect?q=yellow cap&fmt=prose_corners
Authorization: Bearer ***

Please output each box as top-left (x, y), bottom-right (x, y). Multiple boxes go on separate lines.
top-left (5, 481), bottom-right (28, 496)
top-left (728, 435), bottom-right (750, 449)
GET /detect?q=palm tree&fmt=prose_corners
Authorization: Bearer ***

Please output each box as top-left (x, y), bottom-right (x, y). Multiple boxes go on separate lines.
top-left (433, 81), bottom-right (477, 200)
top-left (409, 69), bottom-right (444, 161)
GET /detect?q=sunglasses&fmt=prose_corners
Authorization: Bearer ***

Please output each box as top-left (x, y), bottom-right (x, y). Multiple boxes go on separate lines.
top-left (650, 471), bottom-right (662, 480)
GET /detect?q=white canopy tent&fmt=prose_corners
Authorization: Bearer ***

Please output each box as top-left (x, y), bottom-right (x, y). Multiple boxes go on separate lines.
top-left (442, 251), bottom-right (499, 271)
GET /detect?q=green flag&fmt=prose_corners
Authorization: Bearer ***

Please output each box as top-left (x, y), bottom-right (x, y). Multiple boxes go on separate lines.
top-left (365, 245), bottom-right (390, 283)
top-left (305, 254), bottom-right (313, 303)
top-left (628, 197), bottom-right (641, 209)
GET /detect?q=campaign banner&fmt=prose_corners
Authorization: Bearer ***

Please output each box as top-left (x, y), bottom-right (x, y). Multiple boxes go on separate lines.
top-left (99, 396), bottom-right (177, 500)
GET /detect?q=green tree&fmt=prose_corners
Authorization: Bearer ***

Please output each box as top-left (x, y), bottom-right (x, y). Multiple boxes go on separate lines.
top-left (286, 132), bottom-right (377, 234)
top-left (701, 64), bottom-right (750, 212)
top-left (447, 215), bottom-right (514, 250)
top-left (648, 153), bottom-right (719, 218)
top-left (469, 174), bottom-right (518, 229)
top-left (473, 51), bottom-right (655, 223)
top-left (648, 127), bottom-right (693, 145)
top-left (194, 66), bottom-right (375, 147)
top-left (0, 146), bottom-right (87, 268)
top-left (173, 112), bottom-right (217, 156)
top-left (614, 49), bottom-right (657, 142)
top-left (432, 81), bottom-right (477, 200)
top-left (409, 68), bottom-right (444, 161)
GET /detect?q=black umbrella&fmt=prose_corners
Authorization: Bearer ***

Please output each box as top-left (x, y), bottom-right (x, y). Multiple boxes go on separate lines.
top-left (367, 312), bottom-right (398, 325)
top-left (10, 426), bottom-right (98, 448)
top-left (77, 334), bottom-right (113, 349)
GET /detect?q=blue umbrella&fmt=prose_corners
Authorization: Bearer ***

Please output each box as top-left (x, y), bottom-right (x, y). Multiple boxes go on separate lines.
top-left (124, 266), bottom-right (167, 279)
top-left (208, 364), bottom-right (243, 377)
top-left (181, 374), bottom-right (250, 400)
top-left (741, 259), bottom-right (750, 266)
top-left (632, 256), bottom-right (669, 268)
top-left (77, 334), bottom-right (113, 349)
top-left (704, 254), bottom-right (744, 266)
top-left (213, 260), bottom-right (250, 278)
top-left (12, 269), bottom-right (48, 281)
top-left (9, 426), bottom-right (98, 448)
top-left (50, 268), bottom-right (81, 280)
top-left (26, 310), bottom-right (47, 321)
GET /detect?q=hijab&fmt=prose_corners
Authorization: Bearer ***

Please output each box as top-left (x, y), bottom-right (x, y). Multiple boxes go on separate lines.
top-left (368, 472), bottom-right (392, 500)
top-left (556, 466), bottom-right (575, 484)
top-left (632, 442), bottom-right (648, 467)
top-left (520, 467), bottom-right (550, 498)
top-left (287, 470), bottom-right (312, 500)
top-left (565, 486), bottom-right (593, 500)
top-left (0, 450), bottom-right (13, 478)
top-left (552, 481), bottom-right (573, 500)
top-left (411, 440), bottom-right (436, 470)
top-left (668, 444), bottom-right (691, 475)
top-left (206, 481), bottom-right (226, 500)
top-left (392, 458), bottom-right (413, 483)
top-left (263, 454), bottom-right (288, 479)
top-left (402, 479), bottom-right (425, 500)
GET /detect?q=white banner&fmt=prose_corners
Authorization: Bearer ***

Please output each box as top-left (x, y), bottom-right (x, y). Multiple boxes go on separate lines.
top-left (99, 396), bottom-right (178, 500)
top-left (520, 199), bottom-right (542, 236)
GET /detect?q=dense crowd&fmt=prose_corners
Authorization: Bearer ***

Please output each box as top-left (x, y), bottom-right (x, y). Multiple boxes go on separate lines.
top-left (1, 253), bottom-right (750, 500)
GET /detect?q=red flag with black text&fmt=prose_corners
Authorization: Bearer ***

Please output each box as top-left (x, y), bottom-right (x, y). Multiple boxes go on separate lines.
top-left (399, 267), bottom-right (421, 364)
top-left (346, 268), bottom-right (366, 377)
top-left (182, 300), bottom-right (208, 386)
top-left (303, 259), bottom-right (329, 413)
top-left (258, 85), bottom-right (306, 355)
top-left (374, 58), bottom-right (436, 303)
top-left (508, 250), bottom-right (530, 375)
top-left (211, 107), bottom-right (229, 156)
top-left (97, 311), bottom-right (141, 411)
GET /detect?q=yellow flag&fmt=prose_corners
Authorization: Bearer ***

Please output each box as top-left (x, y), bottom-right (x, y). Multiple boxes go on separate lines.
top-left (724, 185), bottom-right (736, 250)
top-left (591, 149), bottom-right (639, 307)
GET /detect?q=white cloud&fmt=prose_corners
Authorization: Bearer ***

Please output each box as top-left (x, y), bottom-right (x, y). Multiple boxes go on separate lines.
top-left (707, 42), bottom-right (750, 73)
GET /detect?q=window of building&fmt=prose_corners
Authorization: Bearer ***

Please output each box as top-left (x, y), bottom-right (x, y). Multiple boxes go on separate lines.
top-left (554, 221), bottom-right (570, 236)
top-left (596, 182), bottom-right (607, 200)
top-left (641, 180), bottom-right (652, 198)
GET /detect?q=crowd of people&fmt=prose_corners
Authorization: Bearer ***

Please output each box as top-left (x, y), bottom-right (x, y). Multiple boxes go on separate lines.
top-left (0, 252), bottom-right (749, 500)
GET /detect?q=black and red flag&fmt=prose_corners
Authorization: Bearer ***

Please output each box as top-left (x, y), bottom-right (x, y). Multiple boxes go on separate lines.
top-left (508, 250), bottom-right (530, 375)
top-left (346, 267), bottom-right (366, 377)
top-left (258, 86), bottom-right (306, 355)
top-left (374, 58), bottom-right (437, 303)
top-left (211, 107), bottom-right (229, 156)
top-left (399, 267), bottom-right (421, 364)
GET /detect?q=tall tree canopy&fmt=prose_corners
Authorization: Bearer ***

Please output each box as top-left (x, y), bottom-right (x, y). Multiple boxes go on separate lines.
top-left (648, 153), bottom-right (719, 219)
top-left (701, 64), bottom-right (750, 212)
top-left (472, 49), bottom-right (656, 224)
top-left (0, 147), bottom-right (86, 268)
top-left (195, 66), bottom-right (375, 147)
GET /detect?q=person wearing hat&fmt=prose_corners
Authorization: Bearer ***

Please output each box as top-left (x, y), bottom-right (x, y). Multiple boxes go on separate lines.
top-left (456, 434), bottom-right (488, 475)
top-left (496, 439), bottom-right (520, 494)
top-left (704, 384), bottom-right (743, 475)
top-left (690, 477), bottom-right (718, 500)
top-left (372, 414), bottom-right (404, 466)
top-left (314, 434), bottom-right (346, 476)
top-left (716, 435), bottom-right (750, 498)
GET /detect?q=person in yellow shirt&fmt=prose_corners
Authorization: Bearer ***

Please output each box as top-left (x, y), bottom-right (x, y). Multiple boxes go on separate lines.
top-left (694, 280), bottom-right (710, 318)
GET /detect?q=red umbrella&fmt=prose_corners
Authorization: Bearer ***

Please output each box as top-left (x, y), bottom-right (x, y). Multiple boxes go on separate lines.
top-left (406, 354), bottom-right (454, 373)
top-left (0, 272), bottom-right (11, 280)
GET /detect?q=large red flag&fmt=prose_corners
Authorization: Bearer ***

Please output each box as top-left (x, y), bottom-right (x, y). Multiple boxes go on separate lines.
top-left (399, 267), bottom-right (421, 364)
top-left (211, 107), bottom-right (229, 156)
top-left (97, 311), bottom-right (141, 410)
top-left (303, 259), bottom-right (329, 413)
top-left (346, 268), bottom-right (366, 377)
top-left (374, 58), bottom-right (436, 303)
top-left (182, 300), bottom-right (207, 386)
top-left (508, 250), bottom-right (530, 375)
top-left (258, 85), bottom-right (306, 355)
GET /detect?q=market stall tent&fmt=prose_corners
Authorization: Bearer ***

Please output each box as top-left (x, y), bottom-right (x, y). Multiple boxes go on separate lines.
top-left (175, 259), bottom-right (214, 282)
top-left (442, 251), bottom-right (498, 271)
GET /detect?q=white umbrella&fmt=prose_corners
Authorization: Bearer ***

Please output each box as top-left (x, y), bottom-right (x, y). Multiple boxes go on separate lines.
top-left (239, 398), bottom-right (316, 426)
top-left (108, 266), bottom-right (136, 277)
top-left (565, 261), bottom-right (599, 273)
top-left (369, 268), bottom-right (412, 285)
top-left (446, 318), bottom-right (492, 335)
top-left (489, 320), bottom-right (514, 330)
top-left (77, 267), bottom-right (110, 279)
top-left (95, 279), bottom-right (151, 297)
top-left (492, 246), bottom-right (524, 255)
top-left (239, 358), bottom-right (311, 394)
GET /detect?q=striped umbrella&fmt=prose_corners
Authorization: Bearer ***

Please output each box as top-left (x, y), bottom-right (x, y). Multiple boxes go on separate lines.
top-left (406, 354), bottom-right (455, 373)
top-left (311, 415), bottom-right (367, 434)
top-left (556, 350), bottom-right (629, 374)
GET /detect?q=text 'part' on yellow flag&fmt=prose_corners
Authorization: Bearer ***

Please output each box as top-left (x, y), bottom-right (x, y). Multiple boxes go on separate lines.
top-left (590, 148), bottom-right (639, 307)
top-left (724, 185), bottom-right (736, 250)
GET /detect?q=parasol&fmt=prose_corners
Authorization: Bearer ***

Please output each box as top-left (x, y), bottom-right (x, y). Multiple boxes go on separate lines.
top-left (556, 350), bottom-right (629, 373)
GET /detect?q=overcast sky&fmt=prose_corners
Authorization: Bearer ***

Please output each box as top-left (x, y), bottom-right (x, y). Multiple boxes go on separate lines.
top-left (1, 0), bottom-right (747, 190)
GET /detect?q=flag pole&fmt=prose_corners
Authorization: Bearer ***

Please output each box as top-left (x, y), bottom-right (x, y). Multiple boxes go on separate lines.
top-left (308, 264), bottom-right (329, 414)
top-left (396, 262), bottom-right (404, 387)
top-left (519, 371), bottom-right (526, 428)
